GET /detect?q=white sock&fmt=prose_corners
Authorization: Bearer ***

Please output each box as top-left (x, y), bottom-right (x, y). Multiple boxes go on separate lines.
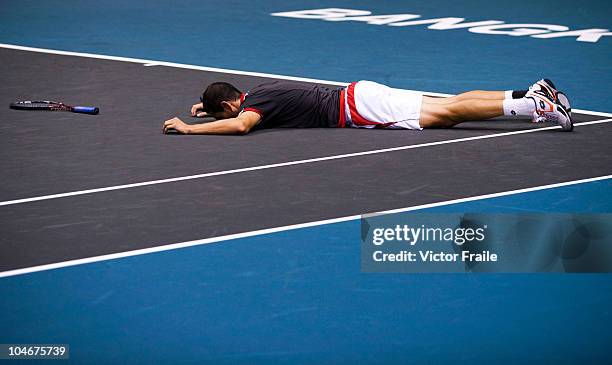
top-left (503, 98), bottom-right (535, 117)
top-left (504, 90), bottom-right (513, 100)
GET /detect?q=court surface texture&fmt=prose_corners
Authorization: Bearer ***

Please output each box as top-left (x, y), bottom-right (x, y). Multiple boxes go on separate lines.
top-left (1, 1), bottom-right (612, 364)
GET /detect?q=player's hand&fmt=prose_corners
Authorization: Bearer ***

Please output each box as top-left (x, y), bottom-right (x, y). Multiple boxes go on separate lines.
top-left (163, 117), bottom-right (191, 134)
top-left (191, 102), bottom-right (207, 117)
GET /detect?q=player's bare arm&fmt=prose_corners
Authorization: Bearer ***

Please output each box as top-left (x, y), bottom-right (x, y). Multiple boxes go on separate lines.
top-left (163, 111), bottom-right (261, 135)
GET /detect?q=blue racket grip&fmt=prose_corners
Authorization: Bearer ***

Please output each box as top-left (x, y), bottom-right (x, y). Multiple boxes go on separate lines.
top-left (73, 106), bottom-right (100, 115)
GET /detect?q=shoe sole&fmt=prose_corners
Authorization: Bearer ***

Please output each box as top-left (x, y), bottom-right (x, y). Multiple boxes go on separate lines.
top-left (557, 91), bottom-right (572, 114)
top-left (556, 103), bottom-right (573, 132)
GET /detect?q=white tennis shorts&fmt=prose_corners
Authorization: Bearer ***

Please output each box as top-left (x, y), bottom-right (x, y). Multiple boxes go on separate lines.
top-left (341, 81), bottom-right (423, 130)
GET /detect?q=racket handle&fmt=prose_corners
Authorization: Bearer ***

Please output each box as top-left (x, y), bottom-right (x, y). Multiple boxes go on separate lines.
top-left (73, 106), bottom-right (100, 115)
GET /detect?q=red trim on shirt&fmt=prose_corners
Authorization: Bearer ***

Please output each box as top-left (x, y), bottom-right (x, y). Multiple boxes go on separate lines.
top-left (338, 90), bottom-right (346, 128)
top-left (240, 93), bottom-right (247, 104)
top-left (243, 107), bottom-right (263, 117)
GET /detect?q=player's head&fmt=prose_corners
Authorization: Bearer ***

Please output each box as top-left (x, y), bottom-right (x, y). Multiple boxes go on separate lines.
top-left (200, 82), bottom-right (243, 119)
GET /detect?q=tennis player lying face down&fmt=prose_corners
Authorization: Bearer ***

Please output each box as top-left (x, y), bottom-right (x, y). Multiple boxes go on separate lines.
top-left (162, 79), bottom-right (573, 134)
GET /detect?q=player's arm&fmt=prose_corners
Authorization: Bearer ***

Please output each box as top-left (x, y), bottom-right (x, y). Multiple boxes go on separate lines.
top-left (163, 111), bottom-right (261, 135)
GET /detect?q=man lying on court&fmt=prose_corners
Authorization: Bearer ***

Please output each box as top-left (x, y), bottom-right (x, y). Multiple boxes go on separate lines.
top-left (162, 79), bottom-right (572, 134)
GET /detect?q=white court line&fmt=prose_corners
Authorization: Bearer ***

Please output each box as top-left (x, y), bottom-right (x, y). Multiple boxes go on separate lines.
top-left (1, 174), bottom-right (610, 278)
top-left (0, 43), bottom-right (348, 87)
top-left (1, 118), bottom-right (611, 207)
top-left (572, 109), bottom-right (612, 118)
top-left (2, 43), bottom-right (612, 117)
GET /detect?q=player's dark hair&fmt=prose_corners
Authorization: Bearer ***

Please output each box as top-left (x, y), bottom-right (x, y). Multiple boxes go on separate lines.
top-left (200, 82), bottom-right (242, 114)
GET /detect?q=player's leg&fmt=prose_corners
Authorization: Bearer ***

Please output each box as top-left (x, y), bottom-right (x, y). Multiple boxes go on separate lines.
top-left (419, 89), bottom-right (572, 130)
top-left (452, 90), bottom-right (505, 101)
top-left (425, 91), bottom-right (504, 105)
top-left (419, 79), bottom-right (572, 129)
top-left (446, 79), bottom-right (570, 111)
top-left (419, 96), bottom-right (506, 128)
top-left (426, 88), bottom-right (532, 104)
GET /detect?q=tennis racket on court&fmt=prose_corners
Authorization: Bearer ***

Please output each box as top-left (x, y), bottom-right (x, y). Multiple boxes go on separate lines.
top-left (9, 101), bottom-right (100, 115)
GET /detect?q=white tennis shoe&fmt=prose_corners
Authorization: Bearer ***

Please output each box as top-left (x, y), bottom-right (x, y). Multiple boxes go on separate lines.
top-left (528, 79), bottom-right (572, 112)
top-left (526, 79), bottom-right (573, 131)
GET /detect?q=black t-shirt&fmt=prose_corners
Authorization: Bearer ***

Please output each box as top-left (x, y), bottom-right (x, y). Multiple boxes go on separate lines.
top-left (240, 81), bottom-right (342, 129)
